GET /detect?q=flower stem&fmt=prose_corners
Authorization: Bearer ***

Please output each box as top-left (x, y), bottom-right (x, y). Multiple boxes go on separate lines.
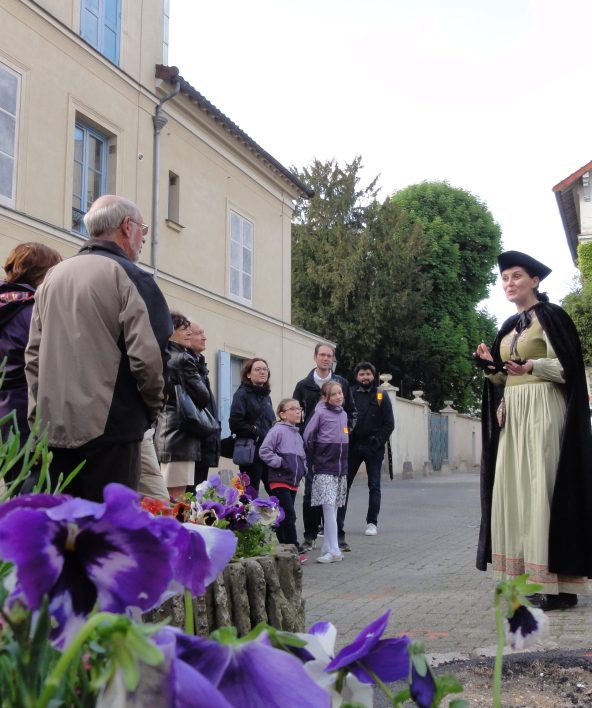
top-left (492, 591), bottom-right (505, 708)
top-left (36, 611), bottom-right (119, 708)
top-left (184, 588), bottom-right (194, 635)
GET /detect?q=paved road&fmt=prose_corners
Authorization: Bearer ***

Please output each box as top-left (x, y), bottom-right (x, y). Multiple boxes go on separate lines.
top-left (297, 470), bottom-right (592, 662)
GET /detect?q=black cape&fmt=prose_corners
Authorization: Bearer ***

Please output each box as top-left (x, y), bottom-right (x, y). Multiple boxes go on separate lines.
top-left (476, 302), bottom-right (592, 577)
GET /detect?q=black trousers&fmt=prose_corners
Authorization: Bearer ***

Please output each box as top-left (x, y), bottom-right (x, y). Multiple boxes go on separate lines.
top-left (272, 487), bottom-right (298, 546)
top-left (302, 453), bottom-right (322, 541)
top-left (48, 440), bottom-right (140, 502)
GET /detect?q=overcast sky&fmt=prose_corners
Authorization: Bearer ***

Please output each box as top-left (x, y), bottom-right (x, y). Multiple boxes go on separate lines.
top-left (169, 0), bottom-right (591, 327)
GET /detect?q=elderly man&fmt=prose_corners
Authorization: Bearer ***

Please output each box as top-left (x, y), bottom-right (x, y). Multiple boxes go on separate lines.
top-left (186, 320), bottom-right (220, 489)
top-left (25, 195), bottom-right (172, 501)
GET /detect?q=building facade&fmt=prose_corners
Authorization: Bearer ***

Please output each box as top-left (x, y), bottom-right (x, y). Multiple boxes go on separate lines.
top-left (0, 0), bottom-right (324, 434)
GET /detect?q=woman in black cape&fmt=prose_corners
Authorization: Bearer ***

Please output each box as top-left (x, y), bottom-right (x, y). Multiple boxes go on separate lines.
top-left (475, 250), bottom-right (592, 611)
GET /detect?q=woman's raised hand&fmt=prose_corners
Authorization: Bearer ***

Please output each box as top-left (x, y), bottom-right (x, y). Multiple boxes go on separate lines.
top-left (475, 342), bottom-right (493, 361)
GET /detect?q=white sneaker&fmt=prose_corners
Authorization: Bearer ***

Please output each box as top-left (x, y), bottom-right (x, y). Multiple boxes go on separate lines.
top-left (365, 523), bottom-right (378, 536)
top-left (316, 552), bottom-right (344, 563)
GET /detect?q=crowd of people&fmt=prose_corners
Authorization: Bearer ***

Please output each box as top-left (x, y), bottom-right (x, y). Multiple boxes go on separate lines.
top-left (1, 194), bottom-right (591, 600)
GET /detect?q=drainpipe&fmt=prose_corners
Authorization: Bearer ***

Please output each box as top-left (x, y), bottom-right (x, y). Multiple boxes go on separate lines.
top-left (151, 79), bottom-right (180, 278)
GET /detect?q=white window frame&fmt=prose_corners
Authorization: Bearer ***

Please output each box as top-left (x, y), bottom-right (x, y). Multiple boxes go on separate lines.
top-left (229, 209), bottom-right (254, 305)
top-left (72, 121), bottom-right (109, 235)
top-left (0, 61), bottom-right (20, 207)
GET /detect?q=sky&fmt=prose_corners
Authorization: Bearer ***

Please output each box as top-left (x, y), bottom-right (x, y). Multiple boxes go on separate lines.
top-left (168, 0), bottom-right (591, 327)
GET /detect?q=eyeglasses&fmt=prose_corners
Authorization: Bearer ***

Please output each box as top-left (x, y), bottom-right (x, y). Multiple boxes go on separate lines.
top-left (128, 218), bottom-right (149, 236)
top-left (282, 406), bottom-right (302, 412)
top-left (252, 367), bottom-right (269, 373)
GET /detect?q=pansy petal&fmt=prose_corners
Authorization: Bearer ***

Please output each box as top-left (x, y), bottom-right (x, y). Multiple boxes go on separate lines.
top-left (410, 663), bottom-right (437, 708)
top-left (84, 519), bottom-right (172, 612)
top-left (0, 492), bottom-right (70, 519)
top-left (0, 509), bottom-right (63, 608)
top-left (302, 621), bottom-right (337, 658)
top-left (165, 629), bottom-right (232, 686)
top-left (123, 629), bottom-right (232, 708)
top-left (505, 605), bottom-right (549, 649)
top-left (326, 610), bottom-right (391, 672)
top-left (216, 637), bottom-right (330, 708)
top-left (347, 636), bottom-right (411, 683)
top-left (46, 497), bottom-right (104, 523)
top-left (181, 523), bottom-right (237, 587)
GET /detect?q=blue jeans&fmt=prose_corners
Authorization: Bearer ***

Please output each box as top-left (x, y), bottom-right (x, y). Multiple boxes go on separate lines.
top-left (337, 442), bottom-right (383, 536)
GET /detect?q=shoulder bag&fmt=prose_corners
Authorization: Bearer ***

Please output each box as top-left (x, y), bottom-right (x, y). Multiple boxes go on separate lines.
top-left (175, 368), bottom-right (220, 437)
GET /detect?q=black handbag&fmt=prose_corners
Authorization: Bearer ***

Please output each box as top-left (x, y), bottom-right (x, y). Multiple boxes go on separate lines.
top-left (175, 384), bottom-right (220, 436)
top-left (232, 438), bottom-right (256, 466)
top-left (220, 435), bottom-right (236, 458)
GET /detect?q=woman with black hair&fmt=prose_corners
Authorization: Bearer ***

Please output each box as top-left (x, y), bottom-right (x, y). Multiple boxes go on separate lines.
top-left (155, 312), bottom-right (209, 500)
top-left (475, 251), bottom-right (592, 611)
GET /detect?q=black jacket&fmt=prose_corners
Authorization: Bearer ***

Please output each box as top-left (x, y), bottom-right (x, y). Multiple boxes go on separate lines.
top-left (192, 353), bottom-right (220, 467)
top-left (477, 302), bottom-right (592, 576)
top-left (229, 383), bottom-right (275, 444)
top-left (292, 370), bottom-right (356, 432)
top-left (351, 383), bottom-right (394, 449)
top-left (155, 342), bottom-right (209, 463)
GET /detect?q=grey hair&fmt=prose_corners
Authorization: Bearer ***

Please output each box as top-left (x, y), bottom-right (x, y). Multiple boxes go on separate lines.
top-left (83, 196), bottom-right (140, 237)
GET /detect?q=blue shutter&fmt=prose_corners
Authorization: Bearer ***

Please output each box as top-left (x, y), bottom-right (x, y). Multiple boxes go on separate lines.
top-left (102, 0), bottom-right (120, 64)
top-left (81, 0), bottom-right (100, 48)
top-left (217, 351), bottom-right (232, 438)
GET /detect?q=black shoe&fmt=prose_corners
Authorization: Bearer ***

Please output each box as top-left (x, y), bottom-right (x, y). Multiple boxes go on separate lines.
top-left (529, 593), bottom-right (577, 611)
top-left (301, 538), bottom-right (316, 552)
top-left (338, 538), bottom-right (351, 552)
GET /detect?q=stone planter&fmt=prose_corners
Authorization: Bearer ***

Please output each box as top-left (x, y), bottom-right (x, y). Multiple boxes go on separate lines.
top-left (145, 546), bottom-right (304, 636)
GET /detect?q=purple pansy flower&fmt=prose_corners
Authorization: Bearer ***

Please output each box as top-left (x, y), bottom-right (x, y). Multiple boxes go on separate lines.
top-left (410, 662), bottom-right (437, 708)
top-left (326, 609), bottom-right (410, 683)
top-left (295, 621), bottom-right (373, 706)
top-left (0, 484), bottom-right (236, 645)
top-left (505, 604), bottom-right (549, 650)
top-left (151, 627), bottom-right (330, 708)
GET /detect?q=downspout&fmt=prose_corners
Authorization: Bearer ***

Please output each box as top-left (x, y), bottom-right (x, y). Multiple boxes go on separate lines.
top-left (151, 79), bottom-right (180, 278)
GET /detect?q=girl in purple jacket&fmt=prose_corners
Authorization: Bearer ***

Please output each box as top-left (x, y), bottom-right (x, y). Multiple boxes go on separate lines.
top-left (303, 381), bottom-right (349, 563)
top-left (259, 399), bottom-right (307, 553)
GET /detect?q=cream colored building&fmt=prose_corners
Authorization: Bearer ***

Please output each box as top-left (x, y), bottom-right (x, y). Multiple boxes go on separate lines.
top-left (0, 0), bottom-right (324, 434)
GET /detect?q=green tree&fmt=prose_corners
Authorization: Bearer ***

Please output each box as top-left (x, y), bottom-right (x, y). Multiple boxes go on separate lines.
top-left (392, 181), bottom-right (501, 411)
top-left (291, 157), bottom-right (430, 377)
top-left (562, 279), bottom-right (592, 368)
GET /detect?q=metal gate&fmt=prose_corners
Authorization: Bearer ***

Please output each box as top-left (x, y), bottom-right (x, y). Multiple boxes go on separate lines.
top-left (428, 413), bottom-right (448, 471)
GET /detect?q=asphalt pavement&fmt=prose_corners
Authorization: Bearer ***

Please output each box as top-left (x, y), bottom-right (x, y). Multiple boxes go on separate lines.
top-left (297, 469), bottom-right (592, 663)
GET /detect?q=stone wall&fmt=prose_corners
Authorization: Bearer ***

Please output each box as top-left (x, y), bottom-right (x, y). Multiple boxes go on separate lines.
top-left (146, 547), bottom-right (304, 636)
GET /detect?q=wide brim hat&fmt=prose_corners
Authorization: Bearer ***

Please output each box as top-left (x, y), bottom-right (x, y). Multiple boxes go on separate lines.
top-left (497, 250), bottom-right (552, 281)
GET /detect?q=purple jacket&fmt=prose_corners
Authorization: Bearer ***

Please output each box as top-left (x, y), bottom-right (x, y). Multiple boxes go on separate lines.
top-left (303, 401), bottom-right (348, 477)
top-left (0, 280), bottom-right (35, 440)
top-left (259, 422), bottom-right (307, 487)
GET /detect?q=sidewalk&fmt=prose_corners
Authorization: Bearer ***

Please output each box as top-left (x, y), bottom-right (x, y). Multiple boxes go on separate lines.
top-left (297, 470), bottom-right (592, 663)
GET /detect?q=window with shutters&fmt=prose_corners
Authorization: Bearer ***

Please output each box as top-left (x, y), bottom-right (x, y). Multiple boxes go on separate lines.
top-left (0, 62), bottom-right (20, 206)
top-left (80, 0), bottom-right (121, 64)
top-left (72, 121), bottom-right (109, 235)
top-left (229, 210), bottom-right (253, 305)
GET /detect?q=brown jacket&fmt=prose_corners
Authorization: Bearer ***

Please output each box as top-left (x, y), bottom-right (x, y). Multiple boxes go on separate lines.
top-left (25, 240), bottom-right (171, 448)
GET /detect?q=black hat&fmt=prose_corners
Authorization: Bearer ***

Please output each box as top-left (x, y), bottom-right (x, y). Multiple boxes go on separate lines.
top-left (497, 251), bottom-right (552, 281)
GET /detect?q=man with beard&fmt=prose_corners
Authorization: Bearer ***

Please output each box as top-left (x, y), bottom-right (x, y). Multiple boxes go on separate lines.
top-left (337, 362), bottom-right (394, 546)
